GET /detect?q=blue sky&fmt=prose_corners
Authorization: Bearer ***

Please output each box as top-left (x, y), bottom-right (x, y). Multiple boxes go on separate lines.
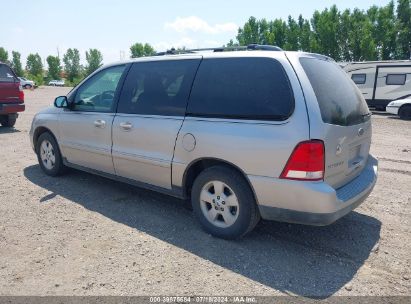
top-left (1, 0), bottom-right (390, 65)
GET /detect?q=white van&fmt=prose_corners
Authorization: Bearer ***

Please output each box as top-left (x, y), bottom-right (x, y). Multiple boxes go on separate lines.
top-left (343, 61), bottom-right (411, 110)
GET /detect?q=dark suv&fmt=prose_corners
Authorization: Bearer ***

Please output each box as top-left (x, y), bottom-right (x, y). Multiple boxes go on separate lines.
top-left (0, 62), bottom-right (25, 127)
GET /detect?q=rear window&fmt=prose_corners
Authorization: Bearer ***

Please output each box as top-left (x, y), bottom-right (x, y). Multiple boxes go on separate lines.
top-left (187, 57), bottom-right (294, 120)
top-left (0, 64), bottom-right (16, 83)
top-left (300, 58), bottom-right (370, 126)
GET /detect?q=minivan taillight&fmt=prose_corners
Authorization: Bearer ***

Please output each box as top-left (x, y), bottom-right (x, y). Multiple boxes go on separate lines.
top-left (18, 84), bottom-right (24, 102)
top-left (280, 140), bottom-right (325, 181)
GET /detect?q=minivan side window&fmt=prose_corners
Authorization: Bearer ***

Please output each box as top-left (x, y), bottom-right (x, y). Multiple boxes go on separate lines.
top-left (187, 58), bottom-right (294, 120)
top-left (386, 74), bottom-right (406, 85)
top-left (117, 59), bottom-right (201, 116)
top-left (0, 65), bottom-right (16, 83)
top-left (73, 65), bottom-right (126, 112)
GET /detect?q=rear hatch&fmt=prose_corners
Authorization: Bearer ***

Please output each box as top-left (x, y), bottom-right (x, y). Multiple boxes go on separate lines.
top-left (0, 64), bottom-right (22, 104)
top-left (299, 57), bottom-right (372, 189)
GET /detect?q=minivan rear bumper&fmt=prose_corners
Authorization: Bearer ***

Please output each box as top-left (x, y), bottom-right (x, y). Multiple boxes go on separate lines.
top-left (249, 155), bottom-right (378, 225)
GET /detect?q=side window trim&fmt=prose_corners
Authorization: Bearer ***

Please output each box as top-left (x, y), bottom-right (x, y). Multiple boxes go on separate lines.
top-left (112, 63), bottom-right (132, 113)
top-left (184, 58), bottom-right (203, 116)
top-left (71, 64), bottom-right (130, 113)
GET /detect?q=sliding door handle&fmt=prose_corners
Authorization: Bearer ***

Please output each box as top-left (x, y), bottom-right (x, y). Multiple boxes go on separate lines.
top-left (94, 119), bottom-right (106, 128)
top-left (119, 122), bottom-right (133, 131)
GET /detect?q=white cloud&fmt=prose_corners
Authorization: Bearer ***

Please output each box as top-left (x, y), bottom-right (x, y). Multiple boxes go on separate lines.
top-left (164, 16), bottom-right (237, 34)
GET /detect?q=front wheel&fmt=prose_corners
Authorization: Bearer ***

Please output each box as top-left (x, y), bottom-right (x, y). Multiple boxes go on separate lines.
top-left (36, 132), bottom-right (66, 176)
top-left (399, 105), bottom-right (411, 120)
top-left (24, 84), bottom-right (32, 89)
top-left (191, 166), bottom-right (260, 239)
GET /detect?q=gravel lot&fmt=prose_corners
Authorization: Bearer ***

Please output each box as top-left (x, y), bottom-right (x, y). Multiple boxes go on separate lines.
top-left (0, 87), bottom-right (410, 297)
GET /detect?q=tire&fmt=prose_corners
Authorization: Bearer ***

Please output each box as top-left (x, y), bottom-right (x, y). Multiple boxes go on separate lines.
top-left (36, 132), bottom-right (66, 176)
top-left (399, 105), bottom-right (411, 120)
top-left (191, 166), bottom-right (260, 239)
top-left (24, 84), bottom-right (32, 89)
top-left (0, 115), bottom-right (17, 127)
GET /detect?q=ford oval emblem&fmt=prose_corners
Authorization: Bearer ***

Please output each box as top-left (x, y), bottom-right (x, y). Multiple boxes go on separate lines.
top-left (358, 128), bottom-right (365, 137)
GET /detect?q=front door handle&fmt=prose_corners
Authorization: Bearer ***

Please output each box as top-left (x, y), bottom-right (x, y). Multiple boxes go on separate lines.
top-left (119, 122), bottom-right (133, 131)
top-left (94, 119), bottom-right (106, 128)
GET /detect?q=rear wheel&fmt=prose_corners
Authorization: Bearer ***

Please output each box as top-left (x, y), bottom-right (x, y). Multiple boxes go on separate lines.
top-left (0, 115), bottom-right (17, 127)
top-left (191, 166), bottom-right (260, 239)
top-left (399, 105), bottom-right (411, 120)
top-left (36, 132), bottom-right (66, 176)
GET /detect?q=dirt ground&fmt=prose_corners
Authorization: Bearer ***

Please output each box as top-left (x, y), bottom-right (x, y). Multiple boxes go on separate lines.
top-left (0, 86), bottom-right (410, 297)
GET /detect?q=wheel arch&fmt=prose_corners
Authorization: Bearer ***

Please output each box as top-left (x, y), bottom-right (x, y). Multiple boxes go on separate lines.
top-left (182, 157), bottom-right (258, 204)
top-left (398, 103), bottom-right (411, 119)
top-left (399, 102), bottom-right (411, 111)
top-left (33, 126), bottom-right (59, 152)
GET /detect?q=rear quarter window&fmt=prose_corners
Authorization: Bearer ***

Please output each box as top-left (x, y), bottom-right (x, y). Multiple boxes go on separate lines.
top-left (187, 57), bottom-right (294, 120)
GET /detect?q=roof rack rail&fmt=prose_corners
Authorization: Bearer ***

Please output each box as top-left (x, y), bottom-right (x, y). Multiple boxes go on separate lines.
top-left (155, 44), bottom-right (283, 56)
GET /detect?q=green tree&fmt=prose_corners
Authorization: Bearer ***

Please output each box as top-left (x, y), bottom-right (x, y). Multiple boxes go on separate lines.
top-left (85, 49), bottom-right (103, 76)
top-left (231, 1), bottom-right (406, 61)
top-left (63, 48), bottom-right (81, 82)
top-left (298, 15), bottom-right (312, 52)
top-left (396, 0), bottom-right (411, 59)
top-left (237, 16), bottom-right (260, 45)
top-left (0, 47), bottom-right (8, 63)
top-left (310, 5), bottom-right (341, 60)
top-left (46, 56), bottom-right (62, 80)
top-left (348, 9), bottom-right (377, 61)
top-left (11, 51), bottom-right (24, 76)
top-left (130, 43), bottom-right (156, 58)
top-left (270, 19), bottom-right (287, 48)
top-left (26, 53), bottom-right (43, 76)
top-left (377, 1), bottom-right (397, 59)
top-left (284, 16), bottom-right (300, 50)
top-left (368, 1), bottom-right (397, 59)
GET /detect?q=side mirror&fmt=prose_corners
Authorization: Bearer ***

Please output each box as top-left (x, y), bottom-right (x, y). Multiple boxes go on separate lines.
top-left (54, 96), bottom-right (68, 108)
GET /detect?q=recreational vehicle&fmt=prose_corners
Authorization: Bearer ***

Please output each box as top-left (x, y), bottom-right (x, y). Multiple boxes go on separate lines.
top-left (343, 61), bottom-right (411, 110)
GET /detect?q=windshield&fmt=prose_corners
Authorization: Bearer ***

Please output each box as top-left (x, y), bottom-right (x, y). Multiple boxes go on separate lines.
top-left (300, 57), bottom-right (370, 126)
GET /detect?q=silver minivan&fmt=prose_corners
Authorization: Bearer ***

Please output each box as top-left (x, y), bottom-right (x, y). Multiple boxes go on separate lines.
top-left (30, 45), bottom-right (378, 239)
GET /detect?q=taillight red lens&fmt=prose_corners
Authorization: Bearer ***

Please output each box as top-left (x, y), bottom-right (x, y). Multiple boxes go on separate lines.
top-left (18, 84), bottom-right (24, 101)
top-left (280, 140), bottom-right (325, 181)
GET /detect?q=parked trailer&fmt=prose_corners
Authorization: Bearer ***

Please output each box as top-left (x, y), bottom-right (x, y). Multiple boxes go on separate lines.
top-left (343, 60), bottom-right (411, 110)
